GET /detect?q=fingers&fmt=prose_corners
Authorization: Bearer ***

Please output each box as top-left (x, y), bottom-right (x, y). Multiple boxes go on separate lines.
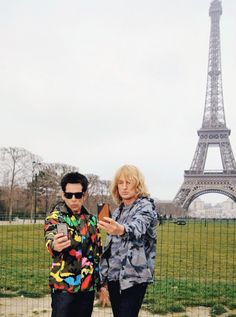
top-left (103, 217), bottom-right (112, 223)
top-left (98, 218), bottom-right (116, 233)
top-left (54, 240), bottom-right (71, 252)
top-left (98, 217), bottom-right (113, 227)
top-left (98, 218), bottom-right (124, 236)
top-left (54, 232), bottom-right (65, 239)
top-left (97, 218), bottom-right (111, 230)
top-left (103, 296), bottom-right (110, 307)
top-left (99, 288), bottom-right (110, 307)
top-left (99, 217), bottom-right (115, 226)
top-left (102, 298), bottom-right (110, 308)
top-left (53, 232), bottom-right (71, 252)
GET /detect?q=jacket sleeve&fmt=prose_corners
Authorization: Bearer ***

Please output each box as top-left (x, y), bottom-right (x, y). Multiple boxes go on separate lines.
top-left (44, 211), bottom-right (60, 256)
top-left (99, 234), bottom-right (111, 286)
top-left (92, 219), bottom-right (104, 291)
top-left (122, 199), bottom-right (158, 240)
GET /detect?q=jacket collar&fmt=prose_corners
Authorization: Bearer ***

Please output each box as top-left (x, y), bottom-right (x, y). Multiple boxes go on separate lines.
top-left (54, 201), bottom-right (89, 217)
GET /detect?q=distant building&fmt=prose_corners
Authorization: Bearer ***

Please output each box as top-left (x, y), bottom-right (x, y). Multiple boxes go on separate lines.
top-left (189, 198), bottom-right (236, 218)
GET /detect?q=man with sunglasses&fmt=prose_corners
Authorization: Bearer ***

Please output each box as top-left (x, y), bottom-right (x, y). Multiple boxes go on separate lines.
top-left (44, 172), bottom-right (109, 317)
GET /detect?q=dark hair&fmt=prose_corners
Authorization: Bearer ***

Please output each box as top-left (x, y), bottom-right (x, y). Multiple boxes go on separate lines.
top-left (60, 172), bottom-right (89, 192)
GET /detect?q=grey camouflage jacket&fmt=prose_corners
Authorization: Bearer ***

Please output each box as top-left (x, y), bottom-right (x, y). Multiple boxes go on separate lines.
top-left (100, 197), bottom-right (158, 290)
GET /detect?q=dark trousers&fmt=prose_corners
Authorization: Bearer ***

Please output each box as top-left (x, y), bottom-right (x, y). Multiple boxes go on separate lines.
top-left (108, 281), bottom-right (147, 317)
top-left (51, 290), bottom-right (95, 317)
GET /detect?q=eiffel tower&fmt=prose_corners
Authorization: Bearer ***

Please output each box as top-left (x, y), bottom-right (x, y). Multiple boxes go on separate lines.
top-left (174, 0), bottom-right (236, 210)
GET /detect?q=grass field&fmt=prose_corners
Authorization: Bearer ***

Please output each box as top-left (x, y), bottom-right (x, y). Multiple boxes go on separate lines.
top-left (0, 219), bottom-right (235, 315)
top-left (147, 219), bottom-right (236, 314)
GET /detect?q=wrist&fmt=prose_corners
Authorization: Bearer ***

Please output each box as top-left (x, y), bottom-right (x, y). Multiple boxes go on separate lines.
top-left (118, 224), bottom-right (125, 236)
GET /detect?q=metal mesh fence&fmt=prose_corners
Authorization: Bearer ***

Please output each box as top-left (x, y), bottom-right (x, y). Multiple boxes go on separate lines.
top-left (0, 218), bottom-right (235, 317)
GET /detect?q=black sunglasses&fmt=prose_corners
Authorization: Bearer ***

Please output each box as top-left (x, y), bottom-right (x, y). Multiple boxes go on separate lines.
top-left (64, 192), bottom-right (84, 199)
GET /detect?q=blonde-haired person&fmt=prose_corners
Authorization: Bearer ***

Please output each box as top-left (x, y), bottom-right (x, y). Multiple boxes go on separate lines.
top-left (98, 165), bottom-right (158, 317)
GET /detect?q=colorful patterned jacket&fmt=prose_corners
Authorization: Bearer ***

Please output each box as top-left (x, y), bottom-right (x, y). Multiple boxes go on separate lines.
top-left (100, 197), bottom-right (158, 290)
top-left (44, 202), bottom-right (102, 293)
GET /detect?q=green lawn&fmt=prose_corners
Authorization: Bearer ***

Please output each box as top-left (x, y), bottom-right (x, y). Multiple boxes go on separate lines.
top-left (0, 219), bottom-right (235, 315)
top-left (147, 219), bottom-right (236, 314)
top-left (0, 224), bottom-right (50, 297)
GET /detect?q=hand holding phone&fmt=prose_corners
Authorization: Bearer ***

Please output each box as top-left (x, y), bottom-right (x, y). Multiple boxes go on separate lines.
top-left (53, 223), bottom-right (70, 252)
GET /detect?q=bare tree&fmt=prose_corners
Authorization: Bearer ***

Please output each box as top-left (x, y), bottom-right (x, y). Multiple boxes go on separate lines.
top-left (0, 146), bottom-right (114, 220)
top-left (0, 147), bottom-right (41, 222)
top-left (34, 162), bottom-right (79, 216)
top-left (85, 174), bottom-right (114, 213)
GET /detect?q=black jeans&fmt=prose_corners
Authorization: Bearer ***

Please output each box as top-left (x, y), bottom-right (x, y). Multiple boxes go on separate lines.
top-left (51, 289), bottom-right (95, 317)
top-left (108, 281), bottom-right (148, 317)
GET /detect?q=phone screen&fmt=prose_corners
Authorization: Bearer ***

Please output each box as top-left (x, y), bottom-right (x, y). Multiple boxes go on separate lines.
top-left (57, 223), bottom-right (68, 236)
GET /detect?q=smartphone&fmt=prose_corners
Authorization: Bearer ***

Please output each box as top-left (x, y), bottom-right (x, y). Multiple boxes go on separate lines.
top-left (57, 223), bottom-right (68, 236)
top-left (97, 203), bottom-right (110, 222)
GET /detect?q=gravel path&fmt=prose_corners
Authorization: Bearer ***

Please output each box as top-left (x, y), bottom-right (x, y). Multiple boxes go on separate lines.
top-left (0, 296), bottom-right (225, 317)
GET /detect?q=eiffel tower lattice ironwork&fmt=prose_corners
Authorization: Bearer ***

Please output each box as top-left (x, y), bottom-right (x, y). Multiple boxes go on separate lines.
top-left (174, 0), bottom-right (236, 210)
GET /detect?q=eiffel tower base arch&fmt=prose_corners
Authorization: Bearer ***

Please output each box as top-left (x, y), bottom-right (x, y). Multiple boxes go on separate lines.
top-left (174, 172), bottom-right (236, 210)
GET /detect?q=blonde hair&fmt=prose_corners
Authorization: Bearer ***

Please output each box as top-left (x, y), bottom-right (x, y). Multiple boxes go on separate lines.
top-left (111, 164), bottom-right (150, 204)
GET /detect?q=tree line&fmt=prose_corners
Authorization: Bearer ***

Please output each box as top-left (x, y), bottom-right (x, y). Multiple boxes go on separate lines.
top-left (0, 147), bottom-right (115, 222)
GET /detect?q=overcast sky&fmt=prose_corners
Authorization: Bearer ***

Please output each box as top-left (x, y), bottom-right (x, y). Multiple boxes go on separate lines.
top-left (1, 0), bottom-right (236, 204)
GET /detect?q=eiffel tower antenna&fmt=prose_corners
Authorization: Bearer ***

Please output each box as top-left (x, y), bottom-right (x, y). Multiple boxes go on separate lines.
top-left (174, 0), bottom-right (236, 209)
